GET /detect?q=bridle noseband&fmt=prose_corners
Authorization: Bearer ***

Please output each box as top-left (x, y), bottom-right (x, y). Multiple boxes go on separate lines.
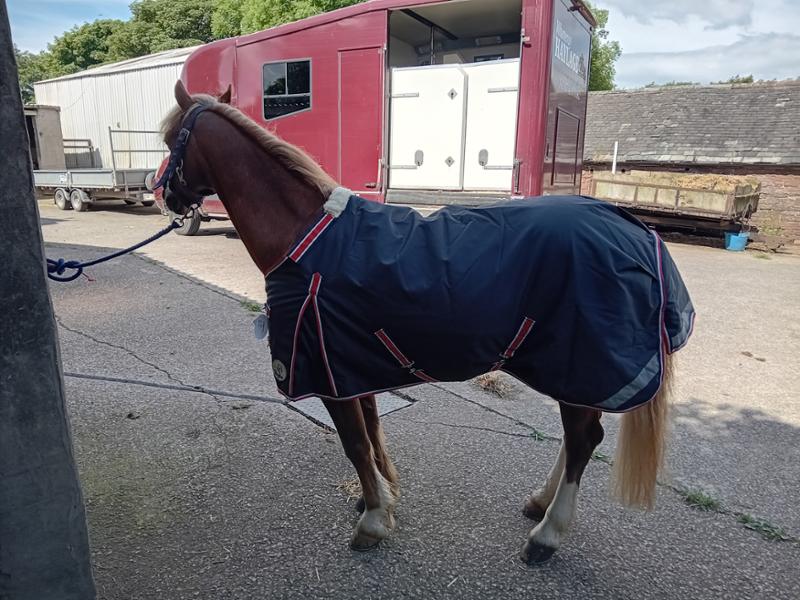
top-left (154, 102), bottom-right (211, 214)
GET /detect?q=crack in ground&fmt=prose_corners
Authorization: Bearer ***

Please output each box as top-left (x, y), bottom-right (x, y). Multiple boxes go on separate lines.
top-left (56, 317), bottom-right (238, 469)
top-left (431, 382), bottom-right (800, 546)
top-left (429, 383), bottom-right (560, 441)
top-left (57, 316), bottom-right (194, 391)
top-left (63, 372), bottom-right (286, 405)
top-left (403, 418), bottom-right (549, 440)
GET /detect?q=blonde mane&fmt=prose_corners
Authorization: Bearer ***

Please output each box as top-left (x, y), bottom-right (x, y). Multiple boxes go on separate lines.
top-left (160, 93), bottom-right (338, 197)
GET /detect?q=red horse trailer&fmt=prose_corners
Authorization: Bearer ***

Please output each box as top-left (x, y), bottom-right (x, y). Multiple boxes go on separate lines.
top-left (165, 0), bottom-right (594, 231)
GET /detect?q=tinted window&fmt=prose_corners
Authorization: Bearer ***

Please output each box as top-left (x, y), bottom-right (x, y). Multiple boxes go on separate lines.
top-left (262, 60), bottom-right (311, 120)
top-left (287, 61), bottom-right (310, 94)
top-left (263, 63), bottom-right (286, 96)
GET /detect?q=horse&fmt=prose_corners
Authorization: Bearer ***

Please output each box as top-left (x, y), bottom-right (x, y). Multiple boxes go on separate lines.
top-left (159, 80), bottom-right (694, 564)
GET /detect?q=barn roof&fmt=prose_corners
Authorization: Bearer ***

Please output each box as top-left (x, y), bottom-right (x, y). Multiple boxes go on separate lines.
top-left (584, 81), bottom-right (800, 166)
top-left (35, 46), bottom-right (198, 84)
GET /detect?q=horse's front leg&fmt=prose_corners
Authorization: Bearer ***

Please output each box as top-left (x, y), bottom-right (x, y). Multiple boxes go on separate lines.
top-left (354, 394), bottom-right (399, 513)
top-left (323, 398), bottom-right (398, 551)
top-left (521, 404), bottom-right (603, 564)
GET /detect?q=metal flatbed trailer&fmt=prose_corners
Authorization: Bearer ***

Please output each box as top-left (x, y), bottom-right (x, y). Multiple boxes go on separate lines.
top-left (33, 127), bottom-right (162, 211)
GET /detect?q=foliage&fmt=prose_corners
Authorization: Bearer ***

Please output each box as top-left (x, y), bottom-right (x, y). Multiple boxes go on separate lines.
top-left (14, 45), bottom-right (53, 103)
top-left (108, 0), bottom-right (216, 59)
top-left (644, 81), bottom-right (700, 87)
top-left (237, 0), bottom-right (363, 34)
top-left (211, 0), bottom-right (245, 38)
top-left (682, 489), bottom-right (721, 511)
top-left (717, 74), bottom-right (754, 84)
top-left (584, 2), bottom-right (621, 91)
top-left (47, 19), bottom-right (125, 75)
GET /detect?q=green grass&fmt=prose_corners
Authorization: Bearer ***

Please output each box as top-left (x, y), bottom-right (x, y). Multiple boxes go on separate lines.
top-left (591, 450), bottom-right (612, 464)
top-left (682, 489), bottom-right (721, 511)
top-left (241, 300), bottom-right (262, 313)
top-left (736, 514), bottom-right (792, 542)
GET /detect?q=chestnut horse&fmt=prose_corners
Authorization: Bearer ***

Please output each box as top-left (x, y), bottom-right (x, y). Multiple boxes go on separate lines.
top-left (160, 81), bottom-right (688, 564)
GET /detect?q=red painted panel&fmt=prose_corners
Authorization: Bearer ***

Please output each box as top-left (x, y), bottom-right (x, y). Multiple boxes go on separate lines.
top-left (181, 39), bottom-right (236, 98)
top-left (542, 0), bottom-right (592, 194)
top-left (514, 0), bottom-right (555, 197)
top-left (339, 47), bottom-right (384, 196)
top-left (233, 10), bottom-right (388, 186)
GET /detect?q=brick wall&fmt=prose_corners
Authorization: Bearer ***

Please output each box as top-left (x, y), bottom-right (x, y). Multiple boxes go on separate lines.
top-left (582, 165), bottom-right (800, 244)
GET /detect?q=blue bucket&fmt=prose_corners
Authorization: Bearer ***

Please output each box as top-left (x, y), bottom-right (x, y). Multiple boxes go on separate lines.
top-left (724, 231), bottom-right (749, 252)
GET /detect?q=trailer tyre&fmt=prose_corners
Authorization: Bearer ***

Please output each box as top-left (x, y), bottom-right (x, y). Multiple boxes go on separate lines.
top-left (141, 200), bottom-right (155, 207)
top-left (54, 188), bottom-right (71, 210)
top-left (69, 189), bottom-right (90, 212)
top-left (169, 210), bottom-right (201, 236)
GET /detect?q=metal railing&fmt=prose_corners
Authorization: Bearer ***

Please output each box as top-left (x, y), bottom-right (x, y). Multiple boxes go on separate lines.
top-left (108, 128), bottom-right (167, 170)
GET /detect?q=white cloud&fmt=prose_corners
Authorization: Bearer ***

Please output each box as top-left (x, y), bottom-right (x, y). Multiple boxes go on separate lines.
top-left (615, 33), bottom-right (800, 88)
top-left (598, 0), bottom-right (756, 29)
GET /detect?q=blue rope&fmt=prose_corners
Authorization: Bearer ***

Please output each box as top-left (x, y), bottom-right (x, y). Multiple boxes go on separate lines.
top-left (47, 218), bottom-right (183, 282)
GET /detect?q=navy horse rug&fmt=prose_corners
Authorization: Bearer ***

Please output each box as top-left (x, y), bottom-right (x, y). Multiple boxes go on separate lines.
top-left (265, 190), bottom-right (694, 412)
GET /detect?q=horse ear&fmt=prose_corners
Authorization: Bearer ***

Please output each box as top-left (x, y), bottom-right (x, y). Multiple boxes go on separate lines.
top-left (174, 80), bottom-right (193, 110)
top-left (218, 84), bottom-right (232, 105)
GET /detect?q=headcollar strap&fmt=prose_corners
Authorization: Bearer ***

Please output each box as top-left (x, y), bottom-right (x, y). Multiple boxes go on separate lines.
top-left (154, 103), bottom-right (210, 190)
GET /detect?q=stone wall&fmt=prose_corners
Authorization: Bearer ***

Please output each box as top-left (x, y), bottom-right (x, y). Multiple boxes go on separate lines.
top-left (582, 164), bottom-right (800, 245)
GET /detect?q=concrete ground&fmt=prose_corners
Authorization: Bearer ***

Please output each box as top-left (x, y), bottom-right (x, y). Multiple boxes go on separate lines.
top-left (40, 199), bottom-right (800, 599)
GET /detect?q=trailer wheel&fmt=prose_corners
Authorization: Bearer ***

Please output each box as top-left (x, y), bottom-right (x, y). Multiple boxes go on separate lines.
top-left (69, 189), bottom-right (90, 212)
top-left (169, 210), bottom-right (201, 236)
top-left (141, 200), bottom-right (155, 207)
top-left (54, 188), bottom-right (71, 210)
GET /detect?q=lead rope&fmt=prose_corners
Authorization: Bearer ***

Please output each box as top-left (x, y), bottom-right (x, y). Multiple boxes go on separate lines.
top-left (46, 210), bottom-right (194, 282)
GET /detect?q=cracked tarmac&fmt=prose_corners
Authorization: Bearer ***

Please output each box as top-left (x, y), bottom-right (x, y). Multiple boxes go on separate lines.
top-left (41, 201), bottom-right (800, 599)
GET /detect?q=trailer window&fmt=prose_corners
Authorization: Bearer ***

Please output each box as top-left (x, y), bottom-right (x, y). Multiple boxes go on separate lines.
top-left (263, 60), bottom-right (311, 120)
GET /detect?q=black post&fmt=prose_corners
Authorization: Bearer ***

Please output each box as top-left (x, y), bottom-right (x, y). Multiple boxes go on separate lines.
top-left (0, 2), bottom-right (96, 598)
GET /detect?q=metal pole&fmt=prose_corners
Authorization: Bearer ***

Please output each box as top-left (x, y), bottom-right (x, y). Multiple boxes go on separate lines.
top-left (611, 140), bottom-right (619, 175)
top-left (0, 2), bottom-right (96, 598)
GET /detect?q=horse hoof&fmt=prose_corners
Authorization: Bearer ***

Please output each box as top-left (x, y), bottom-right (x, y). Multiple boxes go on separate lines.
top-left (520, 541), bottom-right (556, 565)
top-left (350, 532), bottom-right (382, 552)
top-left (355, 496), bottom-right (366, 514)
top-left (522, 498), bottom-right (547, 521)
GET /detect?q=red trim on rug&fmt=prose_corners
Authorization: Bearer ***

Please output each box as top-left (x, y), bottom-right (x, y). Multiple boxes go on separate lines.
top-left (374, 328), bottom-right (438, 382)
top-left (374, 328), bottom-right (413, 368)
top-left (289, 213), bottom-right (334, 262)
top-left (309, 274), bottom-right (338, 397)
top-left (501, 317), bottom-right (536, 359)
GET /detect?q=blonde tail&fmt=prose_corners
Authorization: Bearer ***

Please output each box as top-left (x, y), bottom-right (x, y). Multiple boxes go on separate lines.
top-left (611, 351), bottom-right (672, 509)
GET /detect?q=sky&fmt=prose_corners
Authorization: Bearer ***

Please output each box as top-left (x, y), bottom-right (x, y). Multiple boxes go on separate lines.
top-left (8, 0), bottom-right (800, 89)
top-left (595, 0), bottom-right (800, 88)
top-left (8, 0), bottom-right (131, 53)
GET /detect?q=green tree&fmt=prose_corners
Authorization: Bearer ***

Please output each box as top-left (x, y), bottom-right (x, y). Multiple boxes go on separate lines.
top-left (108, 0), bottom-right (216, 59)
top-left (645, 80), bottom-right (699, 87)
top-left (220, 0), bottom-right (363, 35)
top-left (211, 0), bottom-right (245, 38)
top-left (14, 45), bottom-right (54, 103)
top-left (585, 2), bottom-right (621, 91)
top-left (47, 19), bottom-right (125, 75)
top-left (718, 74), bottom-right (754, 84)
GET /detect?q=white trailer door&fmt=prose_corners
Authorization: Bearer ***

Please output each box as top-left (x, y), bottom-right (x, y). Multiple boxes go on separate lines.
top-left (389, 65), bottom-right (467, 190)
top-left (462, 59), bottom-right (520, 191)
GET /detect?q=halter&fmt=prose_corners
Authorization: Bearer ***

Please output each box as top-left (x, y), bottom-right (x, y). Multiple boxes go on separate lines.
top-left (153, 102), bottom-right (211, 208)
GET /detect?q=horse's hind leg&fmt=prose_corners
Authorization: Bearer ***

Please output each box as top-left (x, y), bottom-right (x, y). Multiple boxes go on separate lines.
top-left (354, 395), bottom-right (399, 513)
top-left (521, 404), bottom-right (603, 564)
top-left (523, 441), bottom-right (565, 520)
top-left (323, 398), bottom-right (397, 551)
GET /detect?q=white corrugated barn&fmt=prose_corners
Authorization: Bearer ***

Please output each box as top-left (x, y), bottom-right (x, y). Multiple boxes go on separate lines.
top-left (33, 46), bottom-right (196, 170)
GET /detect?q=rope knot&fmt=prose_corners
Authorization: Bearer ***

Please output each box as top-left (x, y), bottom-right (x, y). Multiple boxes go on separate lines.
top-left (47, 258), bottom-right (84, 282)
